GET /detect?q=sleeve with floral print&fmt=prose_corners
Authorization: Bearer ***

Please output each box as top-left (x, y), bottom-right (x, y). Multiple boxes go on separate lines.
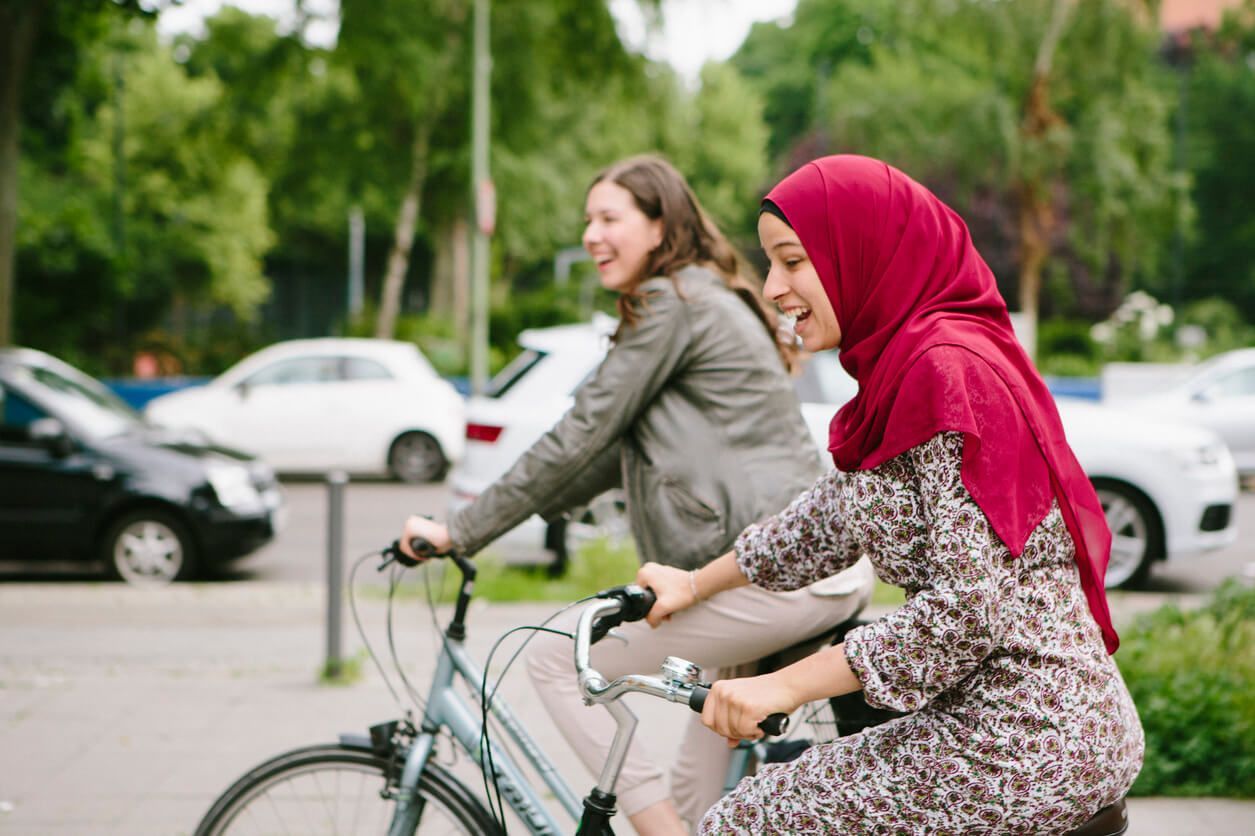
top-left (733, 467), bottom-right (861, 591)
top-left (843, 432), bottom-right (1015, 713)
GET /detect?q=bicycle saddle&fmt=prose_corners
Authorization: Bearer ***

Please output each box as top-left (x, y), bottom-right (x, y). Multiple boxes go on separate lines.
top-left (1063, 798), bottom-right (1128, 836)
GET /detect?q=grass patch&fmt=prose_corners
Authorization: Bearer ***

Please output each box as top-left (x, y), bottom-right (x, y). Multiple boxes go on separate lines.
top-left (379, 537), bottom-right (641, 604)
top-left (318, 649), bottom-right (367, 686)
top-left (1117, 580), bottom-right (1255, 797)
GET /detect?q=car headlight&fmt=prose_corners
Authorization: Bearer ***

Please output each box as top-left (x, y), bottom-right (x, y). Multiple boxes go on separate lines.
top-left (206, 462), bottom-right (265, 513)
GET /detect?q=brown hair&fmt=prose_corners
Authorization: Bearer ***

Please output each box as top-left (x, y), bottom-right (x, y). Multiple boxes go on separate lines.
top-left (590, 154), bottom-right (796, 371)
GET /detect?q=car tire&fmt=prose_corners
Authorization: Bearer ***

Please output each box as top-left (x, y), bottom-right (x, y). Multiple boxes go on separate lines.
top-left (388, 431), bottom-right (448, 483)
top-left (1093, 480), bottom-right (1163, 589)
top-left (103, 507), bottom-right (199, 586)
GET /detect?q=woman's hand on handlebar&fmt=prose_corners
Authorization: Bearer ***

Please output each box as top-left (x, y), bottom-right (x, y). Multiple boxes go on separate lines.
top-left (399, 515), bottom-right (453, 562)
top-left (635, 562), bottom-right (696, 627)
top-left (700, 674), bottom-right (799, 747)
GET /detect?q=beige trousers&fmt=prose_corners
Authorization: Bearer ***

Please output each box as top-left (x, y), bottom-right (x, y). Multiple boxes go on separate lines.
top-left (524, 558), bottom-right (874, 828)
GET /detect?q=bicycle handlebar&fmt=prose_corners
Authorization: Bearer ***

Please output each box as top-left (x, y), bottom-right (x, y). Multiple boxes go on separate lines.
top-left (573, 589), bottom-right (789, 738)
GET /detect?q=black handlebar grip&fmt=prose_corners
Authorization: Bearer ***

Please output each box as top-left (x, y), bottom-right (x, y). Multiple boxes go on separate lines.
top-left (638, 587), bottom-right (657, 616)
top-left (409, 537), bottom-right (438, 558)
top-left (687, 686), bottom-right (790, 737)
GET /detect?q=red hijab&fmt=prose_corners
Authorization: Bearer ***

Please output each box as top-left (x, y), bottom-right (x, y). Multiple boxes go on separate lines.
top-left (766, 155), bottom-right (1118, 653)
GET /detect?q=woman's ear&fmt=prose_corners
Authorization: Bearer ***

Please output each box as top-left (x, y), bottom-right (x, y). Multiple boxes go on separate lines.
top-left (649, 218), bottom-right (664, 250)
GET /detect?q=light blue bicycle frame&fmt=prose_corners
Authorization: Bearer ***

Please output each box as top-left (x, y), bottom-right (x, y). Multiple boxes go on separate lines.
top-left (387, 631), bottom-right (582, 835)
top-left (382, 628), bottom-right (761, 836)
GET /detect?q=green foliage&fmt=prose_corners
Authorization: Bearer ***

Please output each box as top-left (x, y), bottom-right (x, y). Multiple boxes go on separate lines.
top-left (732, 0), bottom-right (880, 161)
top-left (319, 648), bottom-right (367, 686)
top-left (1116, 581), bottom-right (1255, 797)
top-left (16, 16), bottom-right (275, 367)
top-left (399, 537), bottom-right (641, 604)
top-left (1037, 318), bottom-right (1101, 376)
top-left (731, 0), bottom-right (1184, 319)
top-left (666, 63), bottom-right (771, 242)
top-left (1178, 297), bottom-right (1255, 355)
top-left (1181, 1), bottom-right (1255, 321)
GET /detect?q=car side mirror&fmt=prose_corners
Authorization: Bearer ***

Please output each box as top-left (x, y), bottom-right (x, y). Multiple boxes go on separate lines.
top-left (1190, 389), bottom-right (1213, 405)
top-left (29, 416), bottom-right (74, 457)
top-left (235, 381), bottom-right (251, 400)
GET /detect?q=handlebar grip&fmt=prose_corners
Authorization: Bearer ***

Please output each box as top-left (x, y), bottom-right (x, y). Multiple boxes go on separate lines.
top-left (409, 537), bottom-right (439, 558)
top-left (638, 587), bottom-right (657, 617)
top-left (687, 686), bottom-right (790, 737)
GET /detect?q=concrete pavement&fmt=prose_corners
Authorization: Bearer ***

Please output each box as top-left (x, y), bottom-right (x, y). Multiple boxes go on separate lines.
top-left (1, 581), bottom-right (1252, 835)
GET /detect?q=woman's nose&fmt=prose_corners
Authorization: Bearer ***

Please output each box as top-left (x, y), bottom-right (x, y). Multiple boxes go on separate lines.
top-left (763, 267), bottom-right (786, 302)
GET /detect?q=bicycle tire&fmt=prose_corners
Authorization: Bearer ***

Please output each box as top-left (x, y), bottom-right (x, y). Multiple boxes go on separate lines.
top-left (195, 742), bottom-right (500, 836)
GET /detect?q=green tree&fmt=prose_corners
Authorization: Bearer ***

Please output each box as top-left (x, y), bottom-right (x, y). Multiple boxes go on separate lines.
top-left (1181, 1), bottom-right (1255, 321)
top-left (731, 0), bottom-right (1184, 352)
top-left (15, 16), bottom-right (274, 367)
top-left (1, 0), bottom-right (160, 347)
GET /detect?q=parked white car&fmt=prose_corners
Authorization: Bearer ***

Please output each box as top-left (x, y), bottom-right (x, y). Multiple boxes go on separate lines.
top-left (451, 321), bottom-right (1238, 588)
top-left (146, 339), bottom-right (465, 482)
top-left (1112, 348), bottom-right (1255, 478)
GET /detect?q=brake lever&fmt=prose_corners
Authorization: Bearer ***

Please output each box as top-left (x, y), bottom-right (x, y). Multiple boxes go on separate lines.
top-left (378, 540), bottom-right (420, 571)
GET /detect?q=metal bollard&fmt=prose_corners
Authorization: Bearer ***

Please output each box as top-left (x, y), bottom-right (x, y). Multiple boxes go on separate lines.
top-left (325, 469), bottom-right (348, 679)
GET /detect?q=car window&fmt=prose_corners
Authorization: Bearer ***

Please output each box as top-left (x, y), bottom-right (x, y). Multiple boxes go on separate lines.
top-left (0, 385), bottom-right (48, 446)
top-left (487, 349), bottom-right (546, 399)
top-left (343, 356), bottom-right (394, 381)
top-left (243, 356), bottom-right (343, 387)
top-left (1202, 367), bottom-right (1255, 399)
top-left (4, 366), bottom-right (138, 439)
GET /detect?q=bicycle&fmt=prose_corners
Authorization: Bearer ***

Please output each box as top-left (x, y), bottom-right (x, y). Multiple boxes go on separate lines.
top-left (193, 540), bottom-right (850, 835)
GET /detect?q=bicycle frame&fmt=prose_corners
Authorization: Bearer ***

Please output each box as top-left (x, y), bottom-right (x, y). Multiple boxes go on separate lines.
top-left (388, 633), bottom-right (583, 835)
top-left (386, 570), bottom-right (583, 835)
top-left (382, 550), bottom-right (775, 836)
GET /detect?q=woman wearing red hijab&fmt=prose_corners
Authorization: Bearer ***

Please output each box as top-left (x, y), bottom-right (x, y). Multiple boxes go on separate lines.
top-left (639, 155), bottom-right (1144, 833)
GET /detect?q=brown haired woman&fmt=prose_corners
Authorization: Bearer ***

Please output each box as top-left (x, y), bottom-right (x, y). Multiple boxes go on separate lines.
top-left (399, 154), bottom-right (874, 834)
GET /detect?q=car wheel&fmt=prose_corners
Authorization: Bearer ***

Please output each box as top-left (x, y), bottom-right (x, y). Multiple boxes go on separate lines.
top-left (1093, 481), bottom-right (1163, 589)
top-left (104, 508), bottom-right (198, 586)
top-left (388, 432), bottom-right (448, 483)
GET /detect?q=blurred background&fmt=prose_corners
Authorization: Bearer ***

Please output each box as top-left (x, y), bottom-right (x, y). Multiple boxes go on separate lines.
top-left (4, 0), bottom-right (1254, 381)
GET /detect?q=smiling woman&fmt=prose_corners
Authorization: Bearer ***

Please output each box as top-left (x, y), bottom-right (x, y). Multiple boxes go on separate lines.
top-left (641, 154), bottom-right (1145, 835)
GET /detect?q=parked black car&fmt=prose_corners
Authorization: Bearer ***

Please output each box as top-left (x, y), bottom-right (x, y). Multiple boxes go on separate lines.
top-left (0, 348), bottom-right (283, 584)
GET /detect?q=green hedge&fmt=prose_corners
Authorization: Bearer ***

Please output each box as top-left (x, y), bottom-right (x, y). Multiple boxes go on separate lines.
top-left (1116, 581), bottom-right (1255, 797)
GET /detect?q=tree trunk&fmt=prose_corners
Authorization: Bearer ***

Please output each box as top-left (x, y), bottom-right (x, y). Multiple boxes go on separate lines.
top-left (0, 2), bottom-right (45, 347)
top-left (429, 217), bottom-right (471, 330)
top-left (452, 216), bottom-right (469, 337)
top-left (1013, 0), bottom-right (1071, 359)
top-left (373, 121), bottom-right (434, 339)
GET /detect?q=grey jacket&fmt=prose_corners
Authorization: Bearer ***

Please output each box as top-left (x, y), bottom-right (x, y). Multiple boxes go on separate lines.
top-left (448, 265), bottom-right (824, 571)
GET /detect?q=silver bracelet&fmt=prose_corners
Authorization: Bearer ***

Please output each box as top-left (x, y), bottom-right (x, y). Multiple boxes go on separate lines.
top-left (688, 569), bottom-right (702, 603)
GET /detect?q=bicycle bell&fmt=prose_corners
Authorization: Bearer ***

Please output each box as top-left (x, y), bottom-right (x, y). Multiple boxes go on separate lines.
top-left (660, 656), bottom-right (703, 687)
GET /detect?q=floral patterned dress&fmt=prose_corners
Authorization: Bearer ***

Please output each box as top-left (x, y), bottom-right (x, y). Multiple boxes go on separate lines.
top-left (700, 432), bottom-right (1144, 835)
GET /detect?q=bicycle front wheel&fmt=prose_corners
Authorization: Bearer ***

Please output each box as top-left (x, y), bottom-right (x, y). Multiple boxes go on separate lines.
top-left (195, 743), bottom-right (499, 836)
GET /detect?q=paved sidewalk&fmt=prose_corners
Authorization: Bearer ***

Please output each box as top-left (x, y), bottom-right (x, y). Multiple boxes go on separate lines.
top-left (1, 582), bottom-right (1252, 835)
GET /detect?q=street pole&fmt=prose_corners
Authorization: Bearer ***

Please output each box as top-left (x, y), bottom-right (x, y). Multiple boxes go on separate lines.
top-left (324, 470), bottom-right (347, 680)
top-left (469, 0), bottom-right (493, 395)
